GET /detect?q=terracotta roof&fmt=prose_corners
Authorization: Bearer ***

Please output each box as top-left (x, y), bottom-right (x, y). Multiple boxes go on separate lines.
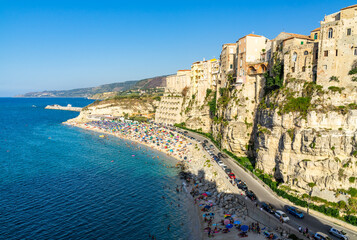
top-left (341, 4), bottom-right (357, 10)
top-left (310, 27), bottom-right (320, 32)
top-left (223, 43), bottom-right (236, 46)
top-left (178, 70), bottom-right (190, 72)
top-left (284, 32), bottom-right (311, 38)
top-left (238, 33), bottom-right (262, 40)
top-left (283, 35), bottom-right (313, 42)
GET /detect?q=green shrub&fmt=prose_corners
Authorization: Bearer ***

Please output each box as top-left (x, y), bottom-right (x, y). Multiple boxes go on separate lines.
top-left (282, 97), bottom-right (311, 118)
top-left (207, 92), bottom-right (217, 117)
top-left (344, 215), bottom-right (357, 226)
top-left (329, 76), bottom-right (340, 82)
top-left (328, 86), bottom-right (344, 93)
top-left (349, 67), bottom-right (357, 75)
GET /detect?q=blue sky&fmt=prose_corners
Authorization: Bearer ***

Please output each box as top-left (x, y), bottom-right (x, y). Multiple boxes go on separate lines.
top-left (0, 0), bottom-right (355, 96)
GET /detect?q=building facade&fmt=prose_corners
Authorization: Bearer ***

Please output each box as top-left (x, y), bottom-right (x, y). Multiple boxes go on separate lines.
top-left (317, 4), bottom-right (357, 90)
top-left (218, 43), bottom-right (236, 88)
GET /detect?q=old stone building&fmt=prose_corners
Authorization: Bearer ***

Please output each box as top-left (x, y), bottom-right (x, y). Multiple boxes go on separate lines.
top-left (236, 34), bottom-right (269, 101)
top-left (218, 43), bottom-right (236, 88)
top-left (283, 35), bottom-right (318, 82)
top-left (317, 4), bottom-right (357, 91)
top-left (191, 58), bottom-right (219, 105)
top-left (166, 70), bottom-right (191, 94)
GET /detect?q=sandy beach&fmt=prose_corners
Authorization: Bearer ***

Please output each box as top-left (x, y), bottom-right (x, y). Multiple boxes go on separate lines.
top-left (65, 119), bottom-right (284, 240)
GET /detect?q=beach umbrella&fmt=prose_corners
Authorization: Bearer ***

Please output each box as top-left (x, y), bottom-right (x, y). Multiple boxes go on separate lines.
top-left (205, 191), bottom-right (212, 196)
top-left (226, 224), bottom-right (233, 229)
top-left (224, 214), bottom-right (231, 218)
top-left (240, 225), bottom-right (249, 232)
top-left (234, 220), bottom-right (241, 225)
top-left (224, 219), bottom-right (230, 225)
top-left (202, 193), bottom-right (208, 197)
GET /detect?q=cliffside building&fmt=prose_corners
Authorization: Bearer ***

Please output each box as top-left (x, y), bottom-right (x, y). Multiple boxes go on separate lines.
top-left (317, 4), bottom-right (357, 91)
top-left (236, 34), bottom-right (269, 100)
top-left (282, 35), bottom-right (318, 82)
top-left (155, 70), bottom-right (191, 125)
top-left (191, 58), bottom-right (219, 105)
top-left (218, 43), bottom-right (236, 88)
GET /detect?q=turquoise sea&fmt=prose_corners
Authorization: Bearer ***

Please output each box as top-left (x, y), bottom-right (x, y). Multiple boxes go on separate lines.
top-left (0, 98), bottom-right (197, 240)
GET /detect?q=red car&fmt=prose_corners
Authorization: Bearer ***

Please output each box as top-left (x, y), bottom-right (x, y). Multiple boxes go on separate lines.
top-left (228, 173), bottom-right (236, 179)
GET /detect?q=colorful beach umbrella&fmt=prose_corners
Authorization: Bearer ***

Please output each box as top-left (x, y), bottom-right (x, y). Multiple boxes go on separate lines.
top-left (240, 225), bottom-right (249, 232)
top-left (226, 224), bottom-right (233, 229)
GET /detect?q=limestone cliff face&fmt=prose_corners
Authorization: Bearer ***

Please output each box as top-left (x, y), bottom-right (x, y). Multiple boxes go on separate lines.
top-left (68, 98), bottom-right (159, 123)
top-left (180, 88), bottom-right (212, 133)
top-left (212, 77), bottom-right (263, 156)
top-left (253, 80), bottom-right (357, 194)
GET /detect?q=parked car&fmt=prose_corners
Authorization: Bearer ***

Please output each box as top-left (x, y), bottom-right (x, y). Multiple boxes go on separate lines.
top-left (274, 210), bottom-right (290, 222)
top-left (224, 168), bottom-right (232, 174)
top-left (237, 181), bottom-right (248, 191)
top-left (314, 232), bottom-right (332, 240)
top-left (204, 140), bottom-right (208, 143)
top-left (228, 173), bottom-right (236, 179)
top-left (217, 161), bottom-right (225, 166)
top-left (261, 202), bottom-right (275, 214)
top-left (221, 165), bottom-right (228, 170)
top-left (210, 144), bottom-right (214, 148)
top-left (245, 190), bottom-right (257, 201)
top-left (286, 206), bottom-right (304, 219)
top-left (329, 227), bottom-right (348, 240)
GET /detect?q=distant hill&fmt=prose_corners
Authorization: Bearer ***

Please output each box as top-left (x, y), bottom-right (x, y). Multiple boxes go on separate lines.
top-left (15, 75), bottom-right (169, 98)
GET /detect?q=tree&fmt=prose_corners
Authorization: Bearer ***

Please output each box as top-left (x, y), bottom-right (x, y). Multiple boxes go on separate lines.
top-left (307, 182), bottom-right (316, 214)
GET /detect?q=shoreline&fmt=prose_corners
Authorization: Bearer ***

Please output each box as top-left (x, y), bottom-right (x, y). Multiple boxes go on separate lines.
top-left (64, 120), bottom-right (204, 239)
top-left (64, 119), bottom-right (284, 240)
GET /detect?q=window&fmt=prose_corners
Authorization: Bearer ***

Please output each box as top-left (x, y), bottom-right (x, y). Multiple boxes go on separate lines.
top-left (304, 51), bottom-right (309, 55)
top-left (292, 52), bottom-right (297, 62)
top-left (314, 33), bottom-right (318, 40)
top-left (315, 51), bottom-right (318, 59)
top-left (324, 50), bottom-right (329, 57)
top-left (347, 28), bottom-right (352, 36)
top-left (323, 65), bottom-right (327, 70)
top-left (302, 66), bottom-right (306, 72)
top-left (230, 64), bottom-right (233, 69)
top-left (230, 48), bottom-right (234, 54)
top-left (292, 67), bottom-right (295, 73)
top-left (355, 48), bottom-right (357, 56)
top-left (301, 41), bottom-right (304, 45)
top-left (328, 28), bottom-right (333, 39)
top-left (336, 50), bottom-right (338, 56)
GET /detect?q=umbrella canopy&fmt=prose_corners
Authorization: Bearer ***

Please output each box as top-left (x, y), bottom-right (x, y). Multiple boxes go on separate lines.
top-left (226, 224), bottom-right (233, 229)
top-left (240, 225), bottom-right (249, 232)
top-left (224, 219), bottom-right (230, 225)
top-left (234, 220), bottom-right (241, 225)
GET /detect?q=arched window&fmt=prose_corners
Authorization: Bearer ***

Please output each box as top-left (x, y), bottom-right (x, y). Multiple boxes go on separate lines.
top-left (328, 28), bottom-right (333, 39)
top-left (302, 66), bottom-right (306, 72)
top-left (304, 51), bottom-right (309, 55)
top-left (292, 52), bottom-right (297, 62)
top-left (314, 33), bottom-right (318, 40)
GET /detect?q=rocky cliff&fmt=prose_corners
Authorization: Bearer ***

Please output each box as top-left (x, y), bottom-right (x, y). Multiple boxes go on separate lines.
top-left (181, 78), bottom-right (357, 200)
top-left (67, 97), bottom-right (159, 123)
top-left (253, 80), bottom-right (357, 197)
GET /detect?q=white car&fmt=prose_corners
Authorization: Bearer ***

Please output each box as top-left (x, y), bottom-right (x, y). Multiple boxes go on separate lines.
top-left (329, 227), bottom-right (348, 240)
top-left (217, 161), bottom-right (225, 166)
top-left (314, 232), bottom-right (332, 240)
top-left (274, 210), bottom-right (289, 222)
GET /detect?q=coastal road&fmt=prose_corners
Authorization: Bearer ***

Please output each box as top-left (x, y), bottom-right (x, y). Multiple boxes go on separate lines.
top-left (173, 128), bottom-right (357, 240)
